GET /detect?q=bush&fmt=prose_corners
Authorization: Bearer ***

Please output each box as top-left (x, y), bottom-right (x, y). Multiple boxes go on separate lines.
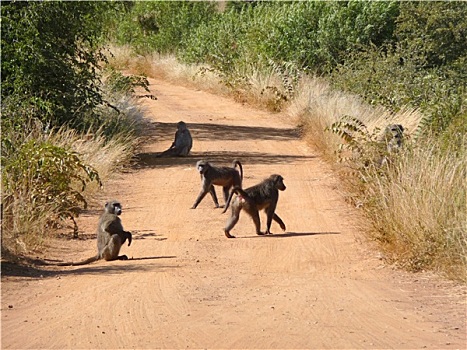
top-left (111, 1), bottom-right (217, 55)
top-left (1, 1), bottom-right (116, 130)
top-left (330, 1), bottom-right (467, 136)
top-left (2, 125), bottom-right (101, 249)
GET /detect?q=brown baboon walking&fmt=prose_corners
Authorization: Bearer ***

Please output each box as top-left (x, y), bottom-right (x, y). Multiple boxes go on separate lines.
top-left (222, 174), bottom-right (286, 238)
top-left (191, 159), bottom-right (243, 209)
top-left (56, 200), bottom-right (132, 266)
top-left (157, 121), bottom-right (193, 157)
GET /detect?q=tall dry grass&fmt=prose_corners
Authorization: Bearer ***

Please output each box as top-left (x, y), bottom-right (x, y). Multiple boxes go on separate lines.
top-left (366, 140), bottom-right (466, 279)
top-left (287, 75), bottom-right (423, 161)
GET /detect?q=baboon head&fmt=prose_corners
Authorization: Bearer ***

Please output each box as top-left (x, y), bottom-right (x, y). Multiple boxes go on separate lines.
top-left (196, 160), bottom-right (210, 175)
top-left (105, 200), bottom-right (123, 216)
top-left (384, 124), bottom-right (404, 152)
top-left (177, 121), bottom-right (187, 131)
top-left (271, 174), bottom-right (286, 191)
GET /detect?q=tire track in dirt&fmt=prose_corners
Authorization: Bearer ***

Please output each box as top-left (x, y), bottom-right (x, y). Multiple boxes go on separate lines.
top-left (2, 78), bottom-right (465, 349)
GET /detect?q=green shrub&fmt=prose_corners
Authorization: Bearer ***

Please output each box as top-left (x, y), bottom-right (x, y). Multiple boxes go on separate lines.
top-left (1, 1), bottom-right (116, 130)
top-left (2, 133), bottom-right (101, 247)
top-left (111, 1), bottom-right (217, 55)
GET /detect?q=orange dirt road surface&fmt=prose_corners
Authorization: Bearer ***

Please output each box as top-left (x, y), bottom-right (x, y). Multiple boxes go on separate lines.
top-left (2, 78), bottom-right (466, 349)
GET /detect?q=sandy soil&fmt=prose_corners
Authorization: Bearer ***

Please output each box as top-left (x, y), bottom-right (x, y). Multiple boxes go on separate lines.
top-left (2, 78), bottom-right (466, 349)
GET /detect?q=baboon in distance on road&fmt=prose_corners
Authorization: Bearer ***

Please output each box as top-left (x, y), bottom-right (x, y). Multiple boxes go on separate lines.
top-left (222, 174), bottom-right (286, 238)
top-left (191, 159), bottom-right (243, 209)
top-left (157, 121), bottom-right (193, 157)
top-left (56, 200), bottom-right (132, 266)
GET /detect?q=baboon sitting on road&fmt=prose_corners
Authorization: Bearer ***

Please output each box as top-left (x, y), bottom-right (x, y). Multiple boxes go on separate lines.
top-left (222, 174), bottom-right (286, 238)
top-left (56, 200), bottom-right (132, 266)
top-left (191, 159), bottom-right (243, 209)
top-left (157, 121), bottom-right (193, 157)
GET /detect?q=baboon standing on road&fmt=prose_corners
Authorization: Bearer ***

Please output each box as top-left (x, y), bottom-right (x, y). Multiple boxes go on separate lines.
top-left (222, 174), bottom-right (286, 238)
top-left (191, 159), bottom-right (243, 209)
top-left (157, 121), bottom-right (193, 157)
top-left (56, 200), bottom-right (132, 266)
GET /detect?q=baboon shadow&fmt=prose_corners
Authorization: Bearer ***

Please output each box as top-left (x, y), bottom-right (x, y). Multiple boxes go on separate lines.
top-left (129, 256), bottom-right (176, 261)
top-left (239, 231), bottom-right (340, 239)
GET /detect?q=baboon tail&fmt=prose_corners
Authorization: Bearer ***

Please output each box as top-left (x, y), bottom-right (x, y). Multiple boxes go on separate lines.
top-left (233, 160), bottom-right (243, 181)
top-left (222, 187), bottom-right (237, 214)
top-left (56, 255), bottom-right (99, 266)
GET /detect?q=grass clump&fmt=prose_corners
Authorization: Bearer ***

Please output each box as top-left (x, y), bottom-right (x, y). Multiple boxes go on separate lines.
top-left (366, 139), bottom-right (466, 279)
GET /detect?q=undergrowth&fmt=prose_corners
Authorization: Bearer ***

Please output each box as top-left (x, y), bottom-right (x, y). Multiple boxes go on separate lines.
top-left (1, 82), bottom-right (144, 255)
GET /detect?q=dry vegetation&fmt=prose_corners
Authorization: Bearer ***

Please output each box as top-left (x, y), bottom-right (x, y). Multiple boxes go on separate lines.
top-left (1, 89), bottom-right (145, 255)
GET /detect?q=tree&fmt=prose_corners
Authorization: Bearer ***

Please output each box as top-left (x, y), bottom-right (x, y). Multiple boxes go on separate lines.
top-left (1, 1), bottom-right (116, 130)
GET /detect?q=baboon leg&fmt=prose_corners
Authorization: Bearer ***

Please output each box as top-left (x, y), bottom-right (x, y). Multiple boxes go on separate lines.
top-left (224, 204), bottom-right (241, 238)
top-left (264, 206), bottom-right (279, 234)
top-left (192, 186), bottom-right (219, 209)
top-left (222, 186), bottom-right (230, 208)
top-left (179, 146), bottom-right (190, 156)
top-left (209, 185), bottom-right (220, 208)
top-left (191, 191), bottom-right (207, 209)
top-left (249, 209), bottom-right (264, 235)
top-left (272, 213), bottom-right (286, 233)
top-left (100, 235), bottom-right (122, 261)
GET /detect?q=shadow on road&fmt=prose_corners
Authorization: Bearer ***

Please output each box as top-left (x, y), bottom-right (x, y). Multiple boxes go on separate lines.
top-left (133, 121), bottom-right (309, 169)
top-left (134, 150), bottom-right (315, 170)
top-left (144, 121), bottom-right (301, 143)
top-left (238, 231), bottom-right (340, 239)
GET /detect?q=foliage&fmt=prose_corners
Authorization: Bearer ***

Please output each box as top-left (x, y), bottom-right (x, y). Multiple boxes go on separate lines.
top-left (1, 2), bottom-right (145, 254)
top-left (326, 114), bottom-right (466, 280)
top-left (326, 115), bottom-right (406, 173)
top-left (1, 1), bottom-right (117, 130)
top-left (179, 1), bottom-right (399, 73)
top-left (396, 1), bottom-right (467, 69)
top-left (104, 68), bottom-right (150, 95)
top-left (330, 1), bottom-right (467, 136)
top-left (2, 131), bottom-right (101, 243)
top-left (111, 1), bottom-right (217, 55)
top-left (365, 139), bottom-right (466, 279)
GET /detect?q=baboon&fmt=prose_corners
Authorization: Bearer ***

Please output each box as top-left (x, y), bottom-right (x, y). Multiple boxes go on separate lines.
top-left (377, 124), bottom-right (405, 167)
top-left (222, 174), bottom-right (286, 238)
top-left (191, 159), bottom-right (243, 209)
top-left (56, 200), bottom-right (132, 266)
top-left (157, 121), bottom-right (193, 157)
top-left (382, 124), bottom-right (404, 153)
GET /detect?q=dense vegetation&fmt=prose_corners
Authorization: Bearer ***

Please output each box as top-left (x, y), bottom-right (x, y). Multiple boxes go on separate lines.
top-left (2, 1), bottom-right (465, 280)
top-left (109, 0), bottom-right (466, 280)
top-left (1, 1), bottom-right (143, 253)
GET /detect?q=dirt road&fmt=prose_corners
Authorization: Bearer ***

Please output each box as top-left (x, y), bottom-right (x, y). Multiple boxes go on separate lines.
top-left (2, 78), bottom-right (466, 349)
